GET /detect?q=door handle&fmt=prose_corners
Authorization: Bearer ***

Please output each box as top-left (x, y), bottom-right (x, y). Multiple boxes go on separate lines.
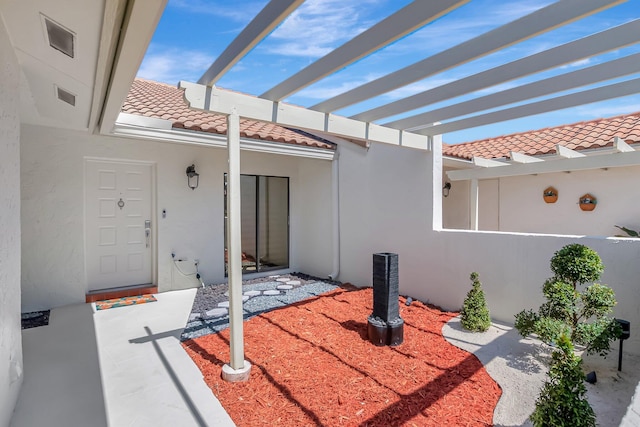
top-left (145, 220), bottom-right (151, 248)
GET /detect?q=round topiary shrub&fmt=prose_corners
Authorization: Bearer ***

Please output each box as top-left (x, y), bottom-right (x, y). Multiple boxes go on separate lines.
top-left (550, 244), bottom-right (604, 289)
top-left (460, 272), bottom-right (491, 332)
top-left (515, 243), bottom-right (620, 356)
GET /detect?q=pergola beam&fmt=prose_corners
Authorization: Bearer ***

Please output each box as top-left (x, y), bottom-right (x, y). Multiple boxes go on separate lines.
top-left (614, 136), bottom-right (635, 152)
top-left (198, 0), bottom-right (304, 86)
top-left (447, 147), bottom-right (640, 181)
top-left (355, 19), bottom-right (640, 123)
top-left (417, 77), bottom-right (640, 135)
top-left (385, 52), bottom-right (640, 130)
top-left (556, 144), bottom-right (586, 158)
top-left (310, 0), bottom-right (624, 113)
top-left (179, 80), bottom-right (430, 150)
top-left (510, 151), bottom-right (544, 163)
top-left (260, 0), bottom-right (469, 101)
top-left (473, 156), bottom-right (508, 167)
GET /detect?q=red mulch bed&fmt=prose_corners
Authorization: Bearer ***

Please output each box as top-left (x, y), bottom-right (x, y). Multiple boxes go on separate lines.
top-left (183, 286), bottom-right (501, 426)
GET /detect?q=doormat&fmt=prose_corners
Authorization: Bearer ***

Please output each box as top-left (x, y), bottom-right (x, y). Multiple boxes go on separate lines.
top-left (95, 294), bottom-right (157, 310)
top-left (21, 310), bottom-right (50, 329)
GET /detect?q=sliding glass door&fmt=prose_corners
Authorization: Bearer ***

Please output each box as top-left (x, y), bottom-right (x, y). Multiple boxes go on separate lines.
top-left (224, 174), bottom-right (289, 274)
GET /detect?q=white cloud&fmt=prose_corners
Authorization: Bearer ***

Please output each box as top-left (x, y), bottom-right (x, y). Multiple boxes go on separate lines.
top-left (264, 0), bottom-right (379, 58)
top-left (169, 0), bottom-right (268, 24)
top-left (392, 0), bottom-right (555, 55)
top-left (560, 58), bottom-right (591, 69)
top-left (137, 46), bottom-right (214, 85)
top-left (574, 101), bottom-right (640, 119)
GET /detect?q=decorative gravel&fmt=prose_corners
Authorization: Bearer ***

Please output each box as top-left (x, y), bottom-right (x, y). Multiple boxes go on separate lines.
top-left (181, 273), bottom-right (340, 340)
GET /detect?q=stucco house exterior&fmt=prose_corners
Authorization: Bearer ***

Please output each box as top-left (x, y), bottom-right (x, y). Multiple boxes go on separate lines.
top-left (443, 112), bottom-right (640, 236)
top-left (3, 1), bottom-right (640, 425)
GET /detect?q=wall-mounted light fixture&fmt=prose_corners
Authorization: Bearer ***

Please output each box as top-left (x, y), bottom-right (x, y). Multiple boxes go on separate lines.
top-left (186, 164), bottom-right (199, 190)
top-left (443, 182), bottom-right (452, 197)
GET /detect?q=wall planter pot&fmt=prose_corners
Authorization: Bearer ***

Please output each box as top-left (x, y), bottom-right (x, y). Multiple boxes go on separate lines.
top-left (543, 186), bottom-right (558, 203)
top-left (579, 193), bottom-right (597, 211)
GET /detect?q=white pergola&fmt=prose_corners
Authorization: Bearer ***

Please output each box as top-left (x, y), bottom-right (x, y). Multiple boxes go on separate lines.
top-left (176, 0), bottom-right (640, 380)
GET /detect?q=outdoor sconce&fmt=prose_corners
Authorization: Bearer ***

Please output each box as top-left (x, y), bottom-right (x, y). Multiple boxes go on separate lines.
top-left (616, 318), bottom-right (630, 371)
top-left (186, 164), bottom-right (199, 190)
top-left (443, 182), bottom-right (452, 197)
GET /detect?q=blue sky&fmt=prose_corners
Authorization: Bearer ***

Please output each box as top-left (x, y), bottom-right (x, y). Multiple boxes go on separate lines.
top-left (138, 0), bottom-right (640, 144)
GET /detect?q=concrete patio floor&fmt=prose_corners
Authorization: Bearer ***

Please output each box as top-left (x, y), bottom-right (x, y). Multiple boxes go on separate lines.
top-left (10, 289), bottom-right (235, 427)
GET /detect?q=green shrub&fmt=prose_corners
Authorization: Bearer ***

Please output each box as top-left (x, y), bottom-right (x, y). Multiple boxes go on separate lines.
top-left (515, 244), bottom-right (620, 356)
top-left (530, 334), bottom-right (596, 427)
top-left (550, 244), bottom-right (603, 289)
top-left (460, 272), bottom-right (491, 332)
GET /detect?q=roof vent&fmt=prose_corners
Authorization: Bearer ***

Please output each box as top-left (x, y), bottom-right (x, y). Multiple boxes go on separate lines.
top-left (56, 86), bottom-right (76, 106)
top-left (43, 16), bottom-right (74, 58)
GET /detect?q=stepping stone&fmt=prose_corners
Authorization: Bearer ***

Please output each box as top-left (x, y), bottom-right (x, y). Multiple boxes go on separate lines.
top-left (286, 280), bottom-right (301, 286)
top-left (277, 284), bottom-right (293, 290)
top-left (276, 277), bottom-right (291, 282)
top-left (205, 308), bottom-right (227, 318)
top-left (189, 313), bottom-right (201, 322)
top-left (263, 290), bottom-right (281, 296)
top-left (244, 290), bottom-right (261, 297)
top-left (218, 301), bottom-right (230, 308)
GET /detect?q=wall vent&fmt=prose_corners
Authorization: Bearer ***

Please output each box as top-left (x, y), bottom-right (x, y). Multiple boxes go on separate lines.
top-left (44, 16), bottom-right (75, 58)
top-left (56, 86), bottom-right (76, 106)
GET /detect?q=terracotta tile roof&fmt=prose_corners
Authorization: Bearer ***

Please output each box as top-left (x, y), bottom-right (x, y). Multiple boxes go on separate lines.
top-left (443, 112), bottom-right (640, 160)
top-left (122, 78), bottom-right (335, 150)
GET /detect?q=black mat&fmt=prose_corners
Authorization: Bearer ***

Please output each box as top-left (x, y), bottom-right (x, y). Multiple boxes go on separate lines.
top-left (21, 310), bottom-right (50, 329)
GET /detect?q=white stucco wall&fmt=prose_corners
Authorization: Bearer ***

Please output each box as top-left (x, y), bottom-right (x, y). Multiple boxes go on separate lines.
top-left (337, 140), bottom-right (434, 288)
top-left (499, 168), bottom-right (640, 236)
top-left (339, 141), bottom-right (640, 355)
top-left (20, 124), bottom-right (333, 311)
top-left (444, 166), bottom-right (640, 236)
top-left (0, 15), bottom-right (23, 427)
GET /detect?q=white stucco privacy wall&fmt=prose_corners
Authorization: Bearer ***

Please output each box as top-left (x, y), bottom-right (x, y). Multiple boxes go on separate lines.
top-left (338, 140), bottom-right (640, 356)
top-left (337, 140), bottom-right (435, 289)
top-left (444, 165), bottom-right (640, 237)
top-left (0, 15), bottom-right (23, 427)
top-left (20, 125), bottom-right (333, 311)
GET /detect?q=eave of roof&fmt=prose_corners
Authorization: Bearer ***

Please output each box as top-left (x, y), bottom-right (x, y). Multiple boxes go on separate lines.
top-left (121, 78), bottom-right (336, 151)
top-left (443, 111), bottom-right (640, 161)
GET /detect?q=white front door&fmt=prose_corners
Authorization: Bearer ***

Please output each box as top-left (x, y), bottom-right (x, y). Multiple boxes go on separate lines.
top-left (85, 159), bottom-right (153, 291)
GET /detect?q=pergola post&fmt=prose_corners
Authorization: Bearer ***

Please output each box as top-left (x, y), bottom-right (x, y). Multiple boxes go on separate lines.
top-left (222, 108), bottom-right (252, 382)
top-left (470, 178), bottom-right (479, 231)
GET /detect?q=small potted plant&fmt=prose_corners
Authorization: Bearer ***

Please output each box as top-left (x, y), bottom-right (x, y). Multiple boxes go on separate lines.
top-left (543, 186), bottom-right (558, 203)
top-left (579, 193), bottom-right (597, 211)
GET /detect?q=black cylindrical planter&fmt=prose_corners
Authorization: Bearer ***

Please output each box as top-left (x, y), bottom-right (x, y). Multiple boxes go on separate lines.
top-left (388, 318), bottom-right (404, 346)
top-left (367, 316), bottom-right (388, 347)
